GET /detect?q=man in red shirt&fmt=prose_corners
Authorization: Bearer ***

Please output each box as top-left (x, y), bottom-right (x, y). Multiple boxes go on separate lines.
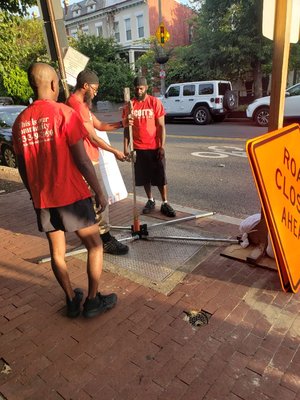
top-left (66, 69), bottom-right (129, 255)
top-left (12, 63), bottom-right (117, 319)
top-left (123, 76), bottom-right (176, 217)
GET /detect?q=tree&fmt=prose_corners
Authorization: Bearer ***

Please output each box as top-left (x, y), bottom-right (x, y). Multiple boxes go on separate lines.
top-left (70, 34), bottom-right (134, 102)
top-left (0, 13), bottom-right (47, 102)
top-left (0, 1), bottom-right (36, 16)
top-left (173, 0), bottom-right (273, 97)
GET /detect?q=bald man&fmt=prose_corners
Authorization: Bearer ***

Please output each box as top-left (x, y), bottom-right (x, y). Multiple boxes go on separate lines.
top-left (12, 63), bottom-right (118, 319)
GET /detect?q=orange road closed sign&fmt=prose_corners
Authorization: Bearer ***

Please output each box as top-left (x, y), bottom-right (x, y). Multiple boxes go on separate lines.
top-left (247, 123), bottom-right (300, 293)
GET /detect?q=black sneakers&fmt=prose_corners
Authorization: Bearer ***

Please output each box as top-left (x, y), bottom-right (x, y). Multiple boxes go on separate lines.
top-left (82, 292), bottom-right (118, 318)
top-left (103, 236), bottom-right (129, 255)
top-left (143, 199), bottom-right (156, 214)
top-left (161, 202), bottom-right (176, 217)
top-left (66, 288), bottom-right (83, 318)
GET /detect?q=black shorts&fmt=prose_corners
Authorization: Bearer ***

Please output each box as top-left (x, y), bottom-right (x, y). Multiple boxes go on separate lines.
top-left (35, 198), bottom-right (96, 233)
top-left (134, 149), bottom-right (167, 186)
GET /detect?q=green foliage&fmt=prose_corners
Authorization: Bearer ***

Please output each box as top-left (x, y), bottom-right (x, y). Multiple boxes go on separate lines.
top-left (289, 43), bottom-right (300, 83)
top-left (71, 34), bottom-right (134, 102)
top-left (0, 0), bottom-right (36, 16)
top-left (135, 49), bottom-right (156, 90)
top-left (69, 34), bottom-right (122, 62)
top-left (188, 0), bottom-right (272, 81)
top-left (0, 12), bottom-right (47, 103)
top-left (159, 0), bottom-right (273, 96)
top-left (2, 66), bottom-right (33, 102)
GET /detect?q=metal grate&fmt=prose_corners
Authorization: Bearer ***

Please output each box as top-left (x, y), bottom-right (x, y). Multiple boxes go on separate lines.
top-left (104, 220), bottom-right (214, 283)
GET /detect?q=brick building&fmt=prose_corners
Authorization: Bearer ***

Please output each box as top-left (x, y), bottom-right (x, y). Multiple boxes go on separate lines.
top-left (64, 0), bottom-right (194, 69)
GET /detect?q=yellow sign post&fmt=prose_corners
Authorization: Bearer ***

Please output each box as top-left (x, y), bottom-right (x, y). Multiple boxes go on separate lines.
top-left (247, 123), bottom-right (300, 293)
top-left (155, 23), bottom-right (170, 46)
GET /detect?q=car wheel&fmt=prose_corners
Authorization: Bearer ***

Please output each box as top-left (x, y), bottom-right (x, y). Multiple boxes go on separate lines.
top-left (254, 107), bottom-right (269, 127)
top-left (193, 106), bottom-right (211, 125)
top-left (213, 115), bottom-right (226, 123)
top-left (223, 90), bottom-right (237, 110)
top-left (3, 146), bottom-right (17, 168)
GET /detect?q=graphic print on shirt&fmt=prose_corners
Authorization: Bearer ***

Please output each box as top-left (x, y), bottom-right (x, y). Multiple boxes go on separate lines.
top-left (18, 117), bottom-right (53, 147)
top-left (132, 108), bottom-right (154, 119)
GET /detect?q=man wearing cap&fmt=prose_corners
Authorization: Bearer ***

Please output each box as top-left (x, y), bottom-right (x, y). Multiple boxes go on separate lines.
top-left (123, 76), bottom-right (176, 217)
top-left (66, 69), bottom-right (129, 255)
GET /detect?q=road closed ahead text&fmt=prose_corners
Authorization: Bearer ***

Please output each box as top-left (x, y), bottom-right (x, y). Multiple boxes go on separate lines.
top-left (276, 147), bottom-right (300, 238)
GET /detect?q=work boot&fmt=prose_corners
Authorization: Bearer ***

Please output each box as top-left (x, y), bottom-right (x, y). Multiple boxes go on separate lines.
top-left (103, 236), bottom-right (129, 255)
top-left (83, 292), bottom-right (118, 318)
top-left (160, 202), bottom-right (176, 217)
top-left (66, 288), bottom-right (83, 318)
top-left (143, 199), bottom-right (155, 214)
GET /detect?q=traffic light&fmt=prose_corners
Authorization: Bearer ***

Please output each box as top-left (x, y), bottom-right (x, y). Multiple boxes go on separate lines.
top-left (160, 25), bottom-right (165, 44)
top-left (156, 23), bottom-right (170, 46)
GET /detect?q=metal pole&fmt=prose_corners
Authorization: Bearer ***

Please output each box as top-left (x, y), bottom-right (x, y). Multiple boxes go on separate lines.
top-left (148, 212), bottom-right (214, 228)
top-left (268, 0), bottom-right (292, 131)
top-left (158, 0), bottom-right (166, 95)
top-left (148, 236), bottom-right (239, 244)
top-left (45, 0), bottom-right (70, 99)
top-left (124, 87), bottom-right (140, 233)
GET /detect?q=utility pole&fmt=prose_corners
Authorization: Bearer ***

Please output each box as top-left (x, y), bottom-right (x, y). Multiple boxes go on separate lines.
top-left (158, 0), bottom-right (165, 94)
top-left (38, 0), bottom-right (69, 100)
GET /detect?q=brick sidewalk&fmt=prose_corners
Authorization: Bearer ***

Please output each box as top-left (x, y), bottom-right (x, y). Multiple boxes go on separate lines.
top-left (1, 189), bottom-right (300, 400)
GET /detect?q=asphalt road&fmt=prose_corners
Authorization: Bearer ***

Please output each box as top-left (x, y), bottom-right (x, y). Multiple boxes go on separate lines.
top-left (109, 119), bottom-right (268, 219)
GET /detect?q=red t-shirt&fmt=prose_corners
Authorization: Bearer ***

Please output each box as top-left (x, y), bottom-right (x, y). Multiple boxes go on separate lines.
top-left (123, 95), bottom-right (165, 150)
top-left (66, 94), bottom-right (99, 162)
top-left (12, 99), bottom-right (91, 209)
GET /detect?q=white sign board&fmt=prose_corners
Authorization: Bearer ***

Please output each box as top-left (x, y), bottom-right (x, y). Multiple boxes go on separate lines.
top-left (63, 47), bottom-right (89, 87)
top-left (96, 130), bottom-right (128, 204)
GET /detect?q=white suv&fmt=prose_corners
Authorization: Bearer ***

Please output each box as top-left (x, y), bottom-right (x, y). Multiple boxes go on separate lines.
top-left (246, 82), bottom-right (300, 127)
top-left (160, 80), bottom-right (237, 125)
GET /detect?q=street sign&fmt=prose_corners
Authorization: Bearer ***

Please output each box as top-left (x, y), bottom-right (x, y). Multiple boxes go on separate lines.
top-left (155, 23), bottom-right (170, 46)
top-left (159, 69), bottom-right (166, 78)
top-left (247, 123), bottom-right (300, 293)
top-left (63, 47), bottom-right (89, 87)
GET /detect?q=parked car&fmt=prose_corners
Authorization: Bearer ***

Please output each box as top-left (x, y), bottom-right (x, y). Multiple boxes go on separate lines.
top-left (0, 105), bottom-right (26, 168)
top-left (0, 97), bottom-right (14, 105)
top-left (159, 80), bottom-right (237, 125)
top-left (246, 82), bottom-right (300, 127)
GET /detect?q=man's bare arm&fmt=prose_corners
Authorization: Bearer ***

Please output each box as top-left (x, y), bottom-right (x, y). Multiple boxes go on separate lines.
top-left (156, 115), bottom-right (166, 160)
top-left (17, 155), bottom-right (31, 196)
top-left (83, 120), bottom-right (125, 161)
top-left (92, 113), bottom-right (122, 132)
top-left (123, 127), bottom-right (130, 155)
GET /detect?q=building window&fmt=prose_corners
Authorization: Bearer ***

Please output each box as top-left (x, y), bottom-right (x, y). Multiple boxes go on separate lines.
top-left (81, 25), bottom-right (89, 35)
top-left (136, 14), bottom-right (144, 38)
top-left (125, 18), bottom-right (132, 41)
top-left (96, 23), bottom-right (103, 37)
top-left (72, 9), bottom-right (81, 17)
top-left (70, 29), bottom-right (77, 38)
top-left (87, 4), bottom-right (96, 12)
top-left (114, 21), bottom-right (120, 42)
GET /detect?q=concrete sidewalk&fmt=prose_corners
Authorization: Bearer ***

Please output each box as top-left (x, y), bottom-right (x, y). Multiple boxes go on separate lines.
top-left (1, 189), bottom-right (300, 400)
